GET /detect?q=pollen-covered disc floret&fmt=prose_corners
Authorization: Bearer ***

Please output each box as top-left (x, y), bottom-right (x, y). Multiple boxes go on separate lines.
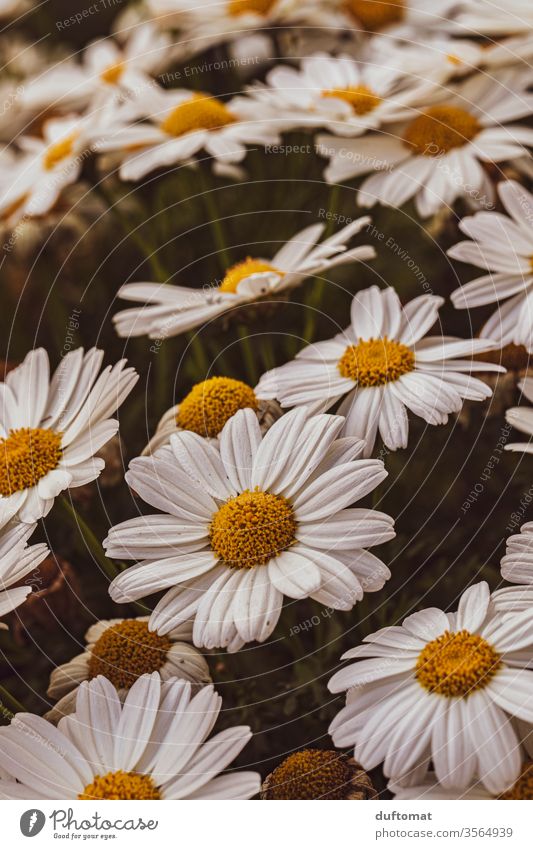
top-left (500, 762), bottom-right (533, 800)
top-left (228, 0), bottom-right (275, 14)
top-left (322, 86), bottom-right (382, 116)
top-left (347, 0), bottom-right (405, 29)
top-left (43, 134), bottom-right (77, 170)
top-left (338, 337), bottom-right (415, 386)
top-left (210, 489), bottom-right (296, 568)
top-left (264, 750), bottom-right (353, 800)
top-left (404, 105), bottom-right (481, 156)
top-left (88, 620), bottom-right (171, 689)
top-left (0, 428), bottom-right (62, 496)
top-left (219, 257), bottom-right (281, 294)
top-left (160, 92), bottom-right (236, 137)
top-left (416, 630), bottom-right (501, 698)
top-left (176, 377), bottom-right (258, 438)
top-left (79, 770), bottom-right (161, 800)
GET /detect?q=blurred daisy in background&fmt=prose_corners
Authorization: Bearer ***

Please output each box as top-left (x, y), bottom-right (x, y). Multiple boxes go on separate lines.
top-left (455, 0), bottom-right (533, 36)
top-left (105, 408), bottom-right (394, 651)
top-left (0, 673), bottom-right (260, 799)
top-left (113, 217), bottom-right (375, 338)
top-left (256, 285), bottom-right (504, 457)
top-left (0, 347), bottom-right (138, 527)
top-left (449, 182), bottom-right (533, 352)
top-left (328, 581), bottom-right (533, 794)
top-left (0, 523), bottom-right (49, 624)
top-left (46, 617), bottom-right (210, 721)
top-left (338, 0), bottom-right (461, 33)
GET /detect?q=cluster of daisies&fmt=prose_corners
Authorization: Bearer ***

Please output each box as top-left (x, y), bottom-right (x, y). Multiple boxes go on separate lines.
top-left (1, 0), bottom-right (533, 802)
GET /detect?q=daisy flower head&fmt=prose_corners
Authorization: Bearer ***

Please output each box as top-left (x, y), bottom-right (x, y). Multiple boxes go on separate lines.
top-left (105, 407), bottom-right (395, 651)
top-left (455, 0), bottom-right (533, 37)
top-left (328, 581), bottom-right (533, 794)
top-left (492, 520), bottom-right (533, 615)
top-left (317, 69), bottom-right (533, 217)
top-left (338, 0), bottom-right (461, 32)
top-left (390, 759), bottom-right (533, 799)
top-left (449, 182), bottom-right (533, 352)
top-left (113, 217), bottom-right (375, 339)
top-left (261, 749), bottom-right (377, 799)
top-left (0, 347), bottom-right (138, 527)
top-left (256, 285), bottom-right (504, 458)
top-left (0, 673), bottom-right (260, 799)
top-left (0, 523), bottom-right (49, 625)
top-left (46, 617), bottom-right (210, 721)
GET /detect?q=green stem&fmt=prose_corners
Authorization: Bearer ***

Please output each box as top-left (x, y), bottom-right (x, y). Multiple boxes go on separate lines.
top-left (302, 184), bottom-right (341, 343)
top-left (187, 332), bottom-right (210, 380)
top-left (0, 685), bottom-right (26, 715)
top-left (238, 325), bottom-right (259, 385)
top-left (198, 168), bottom-right (231, 268)
top-left (60, 497), bottom-right (119, 582)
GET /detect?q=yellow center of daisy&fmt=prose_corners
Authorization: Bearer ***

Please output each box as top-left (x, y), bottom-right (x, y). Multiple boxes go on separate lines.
top-left (176, 377), bottom-right (258, 438)
top-left (338, 337), bottom-right (415, 386)
top-left (160, 93), bottom-right (236, 137)
top-left (416, 629), bottom-right (501, 698)
top-left (219, 257), bottom-right (281, 294)
top-left (79, 770), bottom-right (161, 800)
top-left (210, 489), bottom-right (296, 568)
top-left (346, 0), bottom-right (405, 30)
top-left (265, 750), bottom-right (353, 800)
top-left (403, 105), bottom-right (481, 156)
top-left (322, 86), bottom-right (382, 116)
top-left (0, 427), bottom-right (62, 497)
top-left (500, 762), bottom-right (533, 800)
top-left (100, 61), bottom-right (125, 84)
top-left (43, 133), bottom-right (77, 170)
top-left (88, 620), bottom-right (171, 690)
top-left (228, 0), bottom-right (275, 15)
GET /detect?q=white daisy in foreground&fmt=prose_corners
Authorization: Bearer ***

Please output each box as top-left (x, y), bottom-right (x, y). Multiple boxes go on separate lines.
top-left (390, 761), bottom-right (533, 799)
top-left (0, 347), bottom-right (138, 527)
top-left (328, 582), bottom-right (533, 793)
top-left (317, 70), bottom-right (533, 217)
top-left (0, 523), bottom-right (49, 625)
top-left (256, 285), bottom-right (503, 457)
top-left (114, 217), bottom-right (375, 338)
top-left (449, 182), bottom-right (533, 352)
top-left (46, 617), bottom-right (210, 721)
top-left (0, 673), bottom-right (260, 799)
top-left (455, 0), bottom-right (533, 36)
top-left (505, 377), bottom-right (533, 453)
top-left (95, 85), bottom-right (282, 181)
top-left (105, 408), bottom-right (394, 651)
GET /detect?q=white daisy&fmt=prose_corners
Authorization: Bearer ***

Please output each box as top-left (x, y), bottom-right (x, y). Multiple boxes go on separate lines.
top-left (0, 673), bottom-right (260, 799)
top-left (317, 69), bottom-right (533, 217)
top-left (113, 217), bottom-right (375, 338)
top-left (390, 760), bottom-right (533, 799)
top-left (492, 520), bottom-right (533, 614)
top-left (455, 0), bottom-right (533, 36)
top-left (94, 84), bottom-right (282, 181)
top-left (365, 33), bottom-right (488, 83)
top-left (328, 582), bottom-right (533, 793)
top-left (336, 0), bottom-right (461, 32)
top-left (256, 285), bottom-right (503, 457)
top-left (449, 181), bottom-right (533, 352)
top-left (0, 523), bottom-right (49, 625)
top-left (105, 407), bottom-right (395, 651)
top-left (46, 617), bottom-right (210, 721)
top-left (505, 376), bottom-right (533, 452)
top-left (0, 347), bottom-right (138, 527)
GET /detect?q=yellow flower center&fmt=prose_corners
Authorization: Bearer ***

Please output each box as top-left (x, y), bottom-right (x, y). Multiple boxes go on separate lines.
top-left (100, 61), bottom-right (125, 84)
top-left (210, 489), bottom-right (296, 568)
top-left (228, 0), bottom-right (275, 15)
top-left (338, 337), bottom-right (415, 386)
top-left (346, 0), bottom-right (405, 30)
top-left (416, 630), bottom-right (501, 698)
top-left (322, 86), bottom-right (382, 116)
top-left (79, 770), bottom-right (161, 800)
top-left (43, 133), bottom-right (77, 170)
top-left (447, 54), bottom-right (462, 66)
top-left (265, 750), bottom-right (353, 800)
top-left (88, 620), bottom-right (171, 690)
top-left (403, 105), bottom-right (481, 156)
top-left (160, 93), bottom-right (236, 137)
top-left (0, 428), bottom-right (62, 497)
top-left (219, 257), bottom-right (281, 294)
top-left (500, 762), bottom-right (533, 800)
top-left (176, 376), bottom-right (258, 438)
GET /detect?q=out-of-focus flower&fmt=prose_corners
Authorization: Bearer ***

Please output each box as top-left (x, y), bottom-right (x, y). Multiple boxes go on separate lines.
top-left (114, 217), bottom-right (375, 338)
top-left (455, 0), bottom-right (533, 36)
top-left (337, 0), bottom-right (460, 32)
top-left (0, 523), bottom-right (48, 626)
top-left (0, 674), bottom-right (260, 799)
top-left (261, 749), bottom-right (377, 799)
top-left (105, 408), bottom-right (394, 651)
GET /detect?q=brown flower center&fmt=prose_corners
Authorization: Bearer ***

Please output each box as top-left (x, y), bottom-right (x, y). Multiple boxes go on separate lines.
top-left (219, 257), bottom-right (281, 294)
top-left (500, 762), bottom-right (533, 800)
top-left (322, 86), bottom-right (382, 116)
top-left (160, 93), bottom-right (236, 137)
top-left (88, 620), bottom-right (171, 690)
top-left (346, 0), bottom-right (405, 30)
top-left (228, 0), bottom-right (275, 15)
top-left (43, 133), bottom-right (77, 170)
top-left (176, 376), bottom-right (258, 438)
top-left (416, 630), bottom-right (501, 698)
top-left (338, 337), bottom-right (415, 386)
top-left (265, 750), bottom-right (353, 800)
top-left (0, 428), bottom-right (62, 496)
top-left (79, 770), bottom-right (160, 800)
top-left (403, 105), bottom-right (481, 156)
top-left (100, 61), bottom-right (125, 84)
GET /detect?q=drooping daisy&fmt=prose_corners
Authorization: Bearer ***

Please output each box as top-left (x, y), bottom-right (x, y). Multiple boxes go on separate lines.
top-left (256, 285), bottom-right (503, 457)
top-left (328, 582), bottom-right (533, 793)
top-left (0, 347), bottom-right (138, 527)
top-left (142, 377), bottom-right (282, 455)
top-left (449, 182), bottom-right (533, 352)
top-left (105, 408), bottom-right (395, 651)
top-left (390, 761), bottom-right (533, 799)
top-left (113, 217), bottom-right (375, 339)
top-left (260, 749), bottom-right (377, 799)
top-left (455, 0), bottom-right (533, 36)
top-left (317, 69), bottom-right (533, 217)
top-left (505, 377), bottom-right (533, 452)
top-left (0, 673), bottom-right (260, 799)
top-left (46, 617), bottom-right (210, 721)
top-left (0, 523), bottom-right (49, 625)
